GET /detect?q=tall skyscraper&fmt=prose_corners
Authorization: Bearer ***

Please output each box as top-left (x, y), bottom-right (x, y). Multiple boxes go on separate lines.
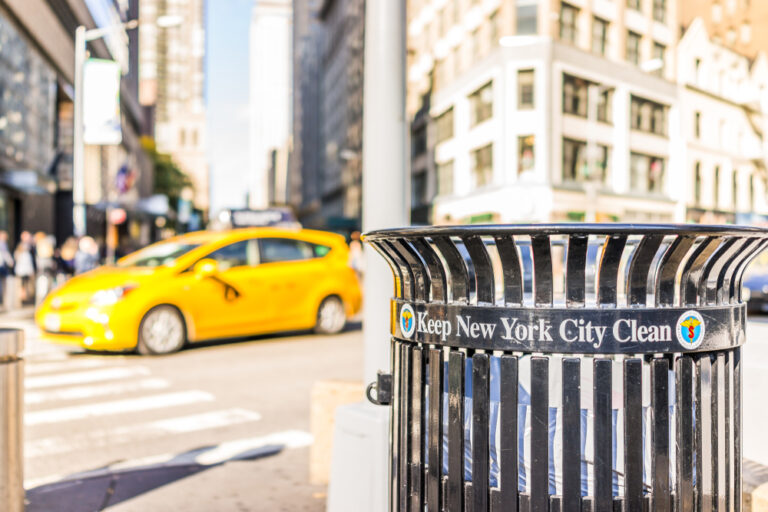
top-left (249, 0), bottom-right (292, 209)
top-left (139, 0), bottom-right (208, 211)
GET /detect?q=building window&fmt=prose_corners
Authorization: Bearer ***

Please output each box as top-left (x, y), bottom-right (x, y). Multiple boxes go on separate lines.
top-left (436, 108), bottom-right (454, 143)
top-left (732, 171), bottom-right (738, 208)
top-left (469, 81), bottom-right (493, 126)
top-left (490, 10), bottom-right (500, 43)
top-left (652, 43), bottom-right (666, 76)
top-left (412, 172), bottom-right (428, 208)
top-left (436, 160), bottom-right (454, 196)
top-left (560, 3), bottom-right (578, 44)
top-left (694, 162), bottom-right (702, 204)
top-left (630, 95), bottom-right (667, 136)
top-left (517, 1), bottom-right (538, 35)
top-left (412, 126), bottom-right (427, 157)
top-left (630, 153), bottom-right (665, 194)
top-left (627, 0), bottom-right (640, 10)
top-left (694, 112), bottom-right (701, 138)
top-left (563, 73), bottom-right (588, 117)
top-left (471, 144), bottom-right (493, 188)
top-left (518, 135), bottom-right (535, 174)
top-left (563, 138), bottom-right (610, 183)
top-left (626, 31), bottom-right (641, 65)
top-left (653, 0), bottom-right (666, 23)
top-left (714, 166), bottom-right (720, 208)
top-left (518, 69), bottom-right (535, 109)
top-left (597, 88), bottom-right (613, 123)
top-left (453, 0), bottom-right (461, 23)
top-left (472, 28), bottom-right (482, 60)
top-left (592, 17), bottom-right (608, 56)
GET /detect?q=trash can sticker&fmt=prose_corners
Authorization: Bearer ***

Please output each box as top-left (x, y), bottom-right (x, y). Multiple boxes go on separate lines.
top-left (400, 303), bottom-right (416, 338)
top-left (392, 300), bottom-right (741, 354)
top-left (676, 310), bottom-right (705, 350)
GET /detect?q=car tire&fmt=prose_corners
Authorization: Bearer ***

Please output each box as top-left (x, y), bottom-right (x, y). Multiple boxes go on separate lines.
top-left (315, 296), bottom-right (346, 335)
top-left (137, 305), bottom-right (186, 355)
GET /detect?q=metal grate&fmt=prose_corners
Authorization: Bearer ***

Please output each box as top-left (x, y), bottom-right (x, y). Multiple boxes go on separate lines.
top-left (365, 224), bottom-right (768, 512)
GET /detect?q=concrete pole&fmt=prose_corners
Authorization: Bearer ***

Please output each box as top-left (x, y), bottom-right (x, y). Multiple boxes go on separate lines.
top-left (361, 0), bottom-right (409, 384)
top-left (73, 26), bottom-right (87, 238)
top-left (326, 1), bottom-right (408, 510)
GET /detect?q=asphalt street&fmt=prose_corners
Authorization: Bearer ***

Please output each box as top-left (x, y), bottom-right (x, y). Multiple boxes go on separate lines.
top-left (7, 310), bottom-right (364, 511)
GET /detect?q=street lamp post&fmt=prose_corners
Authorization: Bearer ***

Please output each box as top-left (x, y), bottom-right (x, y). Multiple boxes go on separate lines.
top-left (72, 16), bottom-right (181, 238)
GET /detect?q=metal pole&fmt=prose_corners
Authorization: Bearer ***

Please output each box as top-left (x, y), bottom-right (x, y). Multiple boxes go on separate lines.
top-left (73, 26), bottom-right (87, 238)
top-left (0, 329), bottom-right (24, 512)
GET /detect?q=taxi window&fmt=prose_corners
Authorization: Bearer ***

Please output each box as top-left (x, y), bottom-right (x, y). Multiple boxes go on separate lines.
top-left (259, 238), bottom-right (328, 263)
top-left (205, 239), bottom-right (258, 270)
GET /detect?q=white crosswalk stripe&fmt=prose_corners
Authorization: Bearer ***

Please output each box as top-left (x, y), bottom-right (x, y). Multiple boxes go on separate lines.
top-left (25, 390), bottom-right (215, 425)
top-left (26, 366), bottom-right (151, 389)
top-left (26, 409), bottom-right (263, 457)
top-left (25, 358), bottom-right (107, 375)
top-left (25, 378), bottom-right (171, 405)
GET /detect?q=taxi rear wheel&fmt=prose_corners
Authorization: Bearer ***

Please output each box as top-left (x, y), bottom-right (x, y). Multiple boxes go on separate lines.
top-left (137, 305), bottom-right (186, 355)
top-left (315, 296), bottom-right (346, 335)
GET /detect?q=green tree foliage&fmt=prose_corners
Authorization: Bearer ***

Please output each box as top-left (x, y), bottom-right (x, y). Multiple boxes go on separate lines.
top-left (141, 136), bottom-right (193, 212)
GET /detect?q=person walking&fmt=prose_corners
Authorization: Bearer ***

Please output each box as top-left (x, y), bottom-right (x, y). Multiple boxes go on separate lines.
top-left (14, 231), bottom-right (35, 304)
top-left (0, 231), bottom-right (13, 308)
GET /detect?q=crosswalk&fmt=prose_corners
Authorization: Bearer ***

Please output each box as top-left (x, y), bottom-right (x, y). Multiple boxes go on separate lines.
top-left (22, 351), bottom-right (311, 488)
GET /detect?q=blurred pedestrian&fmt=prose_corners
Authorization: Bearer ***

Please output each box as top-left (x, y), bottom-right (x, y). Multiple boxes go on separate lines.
top-left (0, 231), bottom-right (13, 306)
top-left (348, 231), bottom-right (364, 282)
top-left (14, 231), bottom-right (35, 303)
top-left (74, 236), bottom-right (99, 275)
top-left (34, 232), bottom-right (55, 304)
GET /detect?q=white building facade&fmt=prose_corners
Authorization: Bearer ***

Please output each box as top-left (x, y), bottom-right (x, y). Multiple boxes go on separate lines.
top-left (408, 0), bottom-right (683, 224)
top-left (249, 0), bottom-right (292, 209)
top-left (677, 19), bottom-right (768, 225)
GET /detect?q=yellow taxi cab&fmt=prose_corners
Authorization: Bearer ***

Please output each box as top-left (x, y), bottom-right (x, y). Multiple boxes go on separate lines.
top-left (35, 228), bottom-right (362, 354)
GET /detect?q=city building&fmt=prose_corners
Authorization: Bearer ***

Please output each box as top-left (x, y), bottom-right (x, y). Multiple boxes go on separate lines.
top-left (407, 0), bottom-right (683, 224)
top-left (139, 0), bottom-right (208, 211)
top-left (0, 0), bottom-right (151, 246)
top-left (680, 0), bottom-right (767, 59)
top-left (316, 0), bottom-right (365, 232)
top-left (289, 0), bottom-right (325, 225)
top-left (249, 0), bottom-right (292, 209)
top-left (677, 18), bottom-right (768, 224)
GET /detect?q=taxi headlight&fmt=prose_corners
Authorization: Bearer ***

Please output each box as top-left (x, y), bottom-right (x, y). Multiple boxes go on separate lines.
top-left (90, 285), bottom-right (137, 306)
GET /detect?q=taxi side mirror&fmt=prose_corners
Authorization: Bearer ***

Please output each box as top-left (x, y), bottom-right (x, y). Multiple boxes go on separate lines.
top-left (193, 259), bottom-right (219, 280)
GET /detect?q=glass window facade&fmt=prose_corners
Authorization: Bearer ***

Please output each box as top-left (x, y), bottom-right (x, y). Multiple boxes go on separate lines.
top-left (560, 3), bottom-right (578, 44)
top-left (0, 14), bottom-right (56, 175)
top-left (516, 1), bottom-right (538, 35)
top-left (518, 135), bottom-right (535, 174)
top-left (471, 144), bottom-right (493, 188)
top-left (518, 69), bottom-right (535, 109)
top-left (626, 31), bottom-right (641, 65)
top-left (436, 160), bottom-right (454, 196)
top-left (436, 108), bottom-right (454, 143)
top-left (592, 17), bottom-right (608, 56)
top-left (630, 153), bottom-right (665, 194)
top-left (469, 81), bottom-right (493, 126)
top-left (563, 138), bottom-right (610, 183)
top-left (630, 95), bottom-right (668, 136)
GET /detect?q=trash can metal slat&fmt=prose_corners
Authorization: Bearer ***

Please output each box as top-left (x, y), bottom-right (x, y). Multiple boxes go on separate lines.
top-left (626, 234), bottom-right (664, 307)
top-left (651, 357), bottom-right (670, 512)
top-left (448, 350), bottom-right (465, 511)
top-left (562, 358), bottom-right (581, 512)
top-left (597, 235), bottom-right (628, 306)
top-left (364, 224), bottom-right (767, 512)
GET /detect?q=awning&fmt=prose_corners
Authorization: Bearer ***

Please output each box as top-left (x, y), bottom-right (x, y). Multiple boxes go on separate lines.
top-left (0, 170), bottom-right (56, 195)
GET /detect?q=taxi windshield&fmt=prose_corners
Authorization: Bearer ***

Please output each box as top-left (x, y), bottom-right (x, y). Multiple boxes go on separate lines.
top-left (117, 242), bottom-right (201, 268)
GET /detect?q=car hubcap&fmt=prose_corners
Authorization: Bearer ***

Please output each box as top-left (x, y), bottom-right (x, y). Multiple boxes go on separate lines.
top-left (143, 308), bottom-right (183, 352)
top-left (319, 299), bottom-right (345, 333)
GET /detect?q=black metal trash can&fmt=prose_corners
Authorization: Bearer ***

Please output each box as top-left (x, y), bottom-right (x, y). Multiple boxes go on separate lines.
top-left (364, 224), bottom-right (768, 512)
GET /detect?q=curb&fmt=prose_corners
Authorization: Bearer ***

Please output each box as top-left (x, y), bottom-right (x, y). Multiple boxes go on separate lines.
top-left (744, 459), bottom-right (768, 511)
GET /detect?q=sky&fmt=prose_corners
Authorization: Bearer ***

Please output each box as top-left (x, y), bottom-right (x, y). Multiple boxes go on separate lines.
top-left (206, 0), bottom-right (253, 215)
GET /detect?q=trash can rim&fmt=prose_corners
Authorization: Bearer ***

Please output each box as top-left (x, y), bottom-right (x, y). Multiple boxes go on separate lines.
top-left (363, 223), bottom-right (768, 241)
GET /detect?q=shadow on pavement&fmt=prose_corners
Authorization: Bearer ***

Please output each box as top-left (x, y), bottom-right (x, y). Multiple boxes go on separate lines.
top-left (26, 444), bottom-right (284, 511)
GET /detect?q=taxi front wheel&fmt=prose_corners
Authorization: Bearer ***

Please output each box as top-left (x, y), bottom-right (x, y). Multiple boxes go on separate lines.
top-left (315, 296), bottom-right (346, 335)
top-left (137, 305), bottom-right (186, 355)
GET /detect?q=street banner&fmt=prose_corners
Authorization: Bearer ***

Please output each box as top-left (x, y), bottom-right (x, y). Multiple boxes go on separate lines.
top-left (83, 58), bottom-right (122, 145)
